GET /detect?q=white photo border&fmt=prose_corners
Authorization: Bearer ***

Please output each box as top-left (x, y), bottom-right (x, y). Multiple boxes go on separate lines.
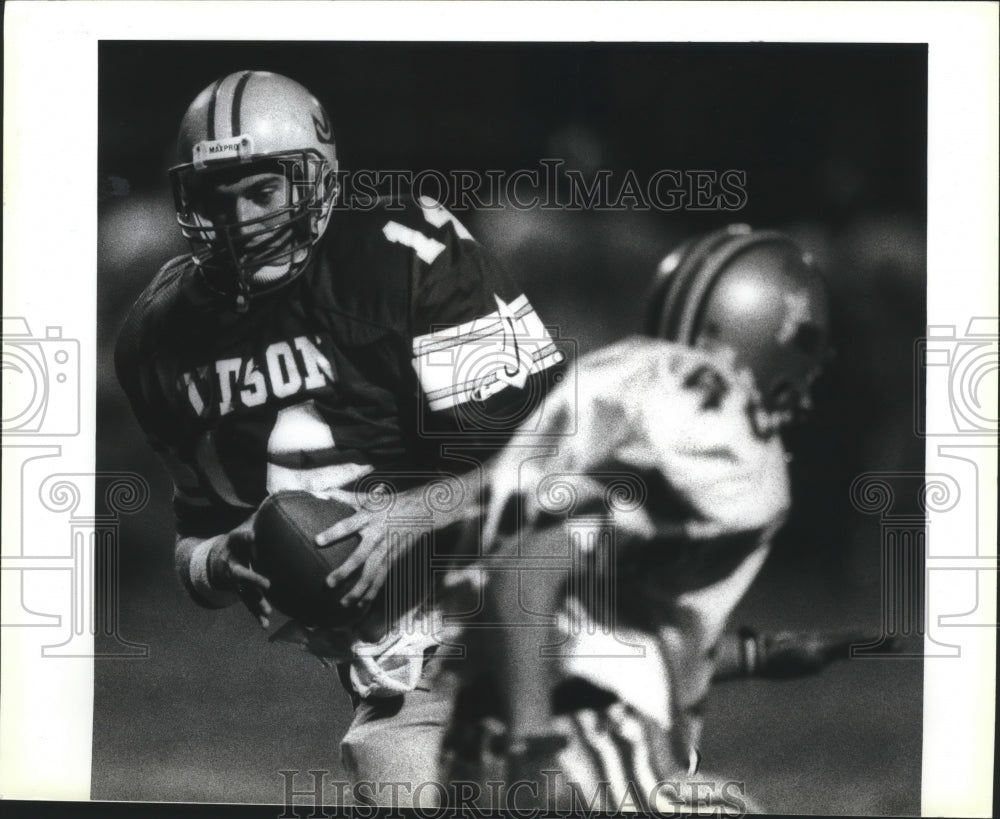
top-left (2, 2), bottom-right (997, 815)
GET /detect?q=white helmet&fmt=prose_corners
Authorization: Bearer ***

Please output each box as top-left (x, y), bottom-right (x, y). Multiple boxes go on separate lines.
top-left (169, 71), bottom-right (339, 309)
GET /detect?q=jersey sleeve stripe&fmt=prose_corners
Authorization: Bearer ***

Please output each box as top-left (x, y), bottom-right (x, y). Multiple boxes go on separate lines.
top-left (412, 291), bottom-right (561, 412)
top-left (411, 293), bottom-right (532, 355)
top-left (421, 345), bottom-right (562, 411)
top-left (422, 344), bottom-right (561, 402)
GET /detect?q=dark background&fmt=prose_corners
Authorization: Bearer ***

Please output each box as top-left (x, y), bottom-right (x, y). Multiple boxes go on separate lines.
top-left (96, 42), bottom-right (926, 814)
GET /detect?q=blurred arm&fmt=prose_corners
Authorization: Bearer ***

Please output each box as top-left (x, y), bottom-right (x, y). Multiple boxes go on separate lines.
top-left (713, 628), bottom-right (892, 680)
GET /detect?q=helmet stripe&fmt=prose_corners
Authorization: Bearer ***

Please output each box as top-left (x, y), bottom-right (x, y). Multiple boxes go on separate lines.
top-left (686, 232), bottom-right (793, 346)
top-left (206, 77), bottom-right (223, 141)
top-left (672, 226), bottom-right (752, 343)
top-left (230, 70), bottom-right (253, 138)
top-left (210, 71), bottom-right (248, 140)
top-left (664, 231), bottom-right (729, 343)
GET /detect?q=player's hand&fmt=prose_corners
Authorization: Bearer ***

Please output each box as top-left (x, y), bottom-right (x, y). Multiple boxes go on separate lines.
top-left (753, 628), bottom-right (898, 678)
top-left (207, 514), bottom-right (273, 629)
top-left (315, 484), bottom-right (438, 608)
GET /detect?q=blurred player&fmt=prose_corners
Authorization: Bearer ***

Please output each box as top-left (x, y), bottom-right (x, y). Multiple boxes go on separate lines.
top-left (114, 70), bottom-right (564, 807)
top-left (437, 225), bottom-right (832, 811)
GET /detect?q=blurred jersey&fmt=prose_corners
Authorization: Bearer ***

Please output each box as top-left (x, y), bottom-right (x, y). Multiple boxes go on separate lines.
top-left (115, 196), bottom-right (562, 548)
top-left (441, 336), bottom-right (790, 795)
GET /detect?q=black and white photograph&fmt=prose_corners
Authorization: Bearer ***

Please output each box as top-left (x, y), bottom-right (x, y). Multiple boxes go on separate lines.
top-left (2, 3), bottom-right (997, 817)
top-left (98, 37), bottom-right (926, 815)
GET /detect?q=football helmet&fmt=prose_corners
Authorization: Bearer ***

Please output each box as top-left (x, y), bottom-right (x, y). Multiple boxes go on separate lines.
top-left (646, 224), bottom-right (830, 414)
top-left (169, 71), bottom-right (339, 310)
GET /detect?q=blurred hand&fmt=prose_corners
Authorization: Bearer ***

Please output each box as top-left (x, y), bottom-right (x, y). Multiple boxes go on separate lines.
top-left (207, 514), bottom-right (273, 629)
top-left (714, 628), bottom-right (901, 681)
top-left (755, 629), bottom-right (899, 678)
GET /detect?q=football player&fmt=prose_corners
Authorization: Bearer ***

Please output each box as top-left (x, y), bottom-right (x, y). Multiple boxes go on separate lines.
top-left (437, 225), bottom-right (832, 812)
top-left (114, 71), bottom-right (564, 807)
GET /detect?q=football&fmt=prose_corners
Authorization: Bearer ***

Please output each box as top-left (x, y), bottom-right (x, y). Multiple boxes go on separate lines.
top-left (252, 490), bottom-right (367, 628)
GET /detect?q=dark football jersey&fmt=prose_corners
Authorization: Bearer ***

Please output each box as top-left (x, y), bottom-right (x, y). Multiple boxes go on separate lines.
top-left (116, 197), bottom-right (563, 539)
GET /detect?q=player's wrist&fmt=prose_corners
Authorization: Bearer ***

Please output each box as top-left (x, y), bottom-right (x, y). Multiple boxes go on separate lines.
top-left (203, 535), bottom-right (232, 588)
top-left (191, 535), bottom-right (241, 605)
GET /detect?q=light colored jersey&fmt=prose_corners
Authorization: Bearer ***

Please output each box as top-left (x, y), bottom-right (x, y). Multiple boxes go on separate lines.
top-left (443, 335), bottom-right (790, 775)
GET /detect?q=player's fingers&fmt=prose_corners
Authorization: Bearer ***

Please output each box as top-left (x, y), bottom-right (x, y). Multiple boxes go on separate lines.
top-left (338, 578), bottom-right (370, 608)
top-left (230, 562), bottom-right (271, 590)
top-left (226, 514), bottom-right (260, 554)
top-left (314, 487), bottom-right (364, 510)
top-left (235, 585), bottom-right (271, 629)
top-left (684, 519), bottom-right (727, 540)
top-left (253, 594), bottom-right (272, 617)
top-left (251, 601), bottom-right (271, 630)
top-left (357, 560), bottom-right (389, 607)
top-left (316, 511), bottom-right (370, 547)
top-left (254, 597), bottom-right (273, 630)
top-left (225, 532), bottom-right (252, 560)
top-left (338, 538), bottom-right (385, 606)
top-left (806, 630), bottom-right (873, 653)
top-left (341, 551), bottom-right (387, 607)
top-left (325, 533), bottom-right (378, 588)
top-left (326, 540), bottom-right (374, 589)
top-left (828, 631), bottom-right (896, 657)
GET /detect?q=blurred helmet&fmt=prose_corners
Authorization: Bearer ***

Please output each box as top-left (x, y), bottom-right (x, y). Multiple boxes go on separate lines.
top-left (646, 224), bottom-right (830, 414)
top-left (169, 71), bottom-right (339, 310)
